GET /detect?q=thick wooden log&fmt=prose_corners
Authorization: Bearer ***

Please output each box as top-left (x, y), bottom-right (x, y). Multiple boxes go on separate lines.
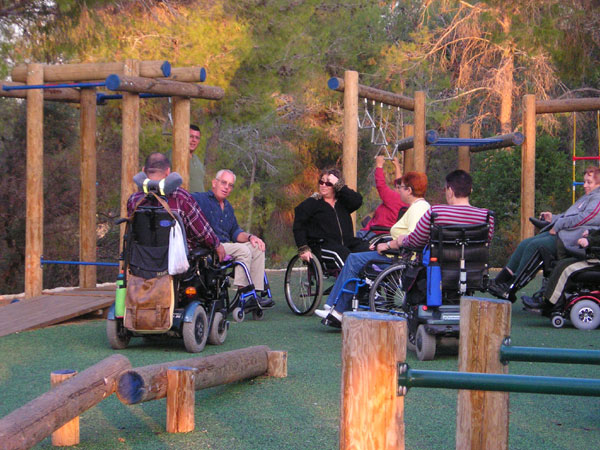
top-left (172, 96), bottom-right (191, 190)
top-left (458, 123), bottom-right (471, 172)
top-left (536, 97), bottom-right (600, 114)
top-left (50, 370), bottom-right (79, 447)
top-left (521, 95), bottom-right (536, 240)
top-left (79, 88), bottom-right (97, 288)
top-left (25, 64), bottom-right (44, 298)
top-left (413, 91), bottom-right (426, 173)
top-left (328, 77), bottom-right (415, 110)
top-left (342, 70), bottom-right (358, 232)
top-left (166, 367), bottom-right (197, 433)
top-left (1, 81), bottom-right (81, 102)
top-left (165, 67), bottom-right (207, 82)
top-left (340, 312), bottom-right (406, 450)
top-left (468, 132), bottom-right (524, 153)
top-left (119, 60), bottom-right (140, 248)
top-left (11, 60), bottom-right (170, 83)
top-left (456, 297), bottom-right (511, 450)
top-left (267, 351), bottom-right (288, 378)
top-left (117, 345), bottom-right (270, 404)
top-left (106, 75), bottom-right (225, 100)
top-left (0, 354), bottom-right (131, 450)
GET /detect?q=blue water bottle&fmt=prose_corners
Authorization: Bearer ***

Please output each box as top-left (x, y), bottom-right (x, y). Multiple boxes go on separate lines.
top-left (426, 257), bottom-right (442, 307)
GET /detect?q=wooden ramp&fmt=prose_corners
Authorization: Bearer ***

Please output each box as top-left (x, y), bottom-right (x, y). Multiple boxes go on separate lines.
top-left (0, 287), bottom-right (115, 338)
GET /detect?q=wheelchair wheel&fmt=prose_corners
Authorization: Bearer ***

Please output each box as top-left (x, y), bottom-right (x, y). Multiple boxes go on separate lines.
top-left (106, 318), bottom-right (131, 350)
top-left (208, 311), bottom-right (228, 345)
top-left (183, 306), bottom-right (209, 352)
top-left (284, 254), bottom-right (323, 315)
top-left (368, 264), bottom-right (406, 315)
top-left (232, 306), bottom-right (245, 323)
top-left (551, 314), bottom-right (565, 329)
top-left (415, 325), bottom-right (436, 361)
top-left (569, 299), bottom-right (600, 330)
top-left (252, 309), bottom-right (265, 321)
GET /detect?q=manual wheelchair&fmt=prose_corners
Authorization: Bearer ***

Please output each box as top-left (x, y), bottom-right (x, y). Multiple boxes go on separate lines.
top-left (364, 215), bottom-right (493, 360)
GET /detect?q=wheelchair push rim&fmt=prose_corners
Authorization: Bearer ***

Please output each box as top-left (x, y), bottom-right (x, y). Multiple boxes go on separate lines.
top-left (284, 254), bottom-right (324, 315)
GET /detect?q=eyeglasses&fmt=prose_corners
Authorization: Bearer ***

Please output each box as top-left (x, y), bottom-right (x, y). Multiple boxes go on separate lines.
top-left (398, 185), bottom-right (409, 190)
top-left (319, 180), bottom-right (334, 187)
top-left (217, 179), bottom-right (235, 189)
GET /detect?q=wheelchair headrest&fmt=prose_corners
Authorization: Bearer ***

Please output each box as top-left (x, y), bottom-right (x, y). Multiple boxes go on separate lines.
top-left (133, 171), bottom-right (183, 196)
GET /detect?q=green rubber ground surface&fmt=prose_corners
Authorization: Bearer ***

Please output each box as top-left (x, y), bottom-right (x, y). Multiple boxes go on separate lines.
top-left (1, 272), bottom-right (599, 449)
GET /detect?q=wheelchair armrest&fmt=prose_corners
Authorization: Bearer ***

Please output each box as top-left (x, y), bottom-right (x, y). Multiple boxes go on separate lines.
top-left (190, 247), bottom-right (212, 259)
top-left (529, 217), bottom-right (550, 230)
top-left (369, 225), bottom-right (391, 233)
top-left (114, 217), bottom-right (129, 225)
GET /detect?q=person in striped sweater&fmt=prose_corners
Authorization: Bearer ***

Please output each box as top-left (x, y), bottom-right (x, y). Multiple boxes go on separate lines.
top-left (319, 169), bottom-right (494, 328)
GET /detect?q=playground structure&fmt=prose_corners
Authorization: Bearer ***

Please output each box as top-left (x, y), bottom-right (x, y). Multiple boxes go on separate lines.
top-left (0, 346), bottom-right (286, 448)
top-left (0, 60), bottom-right (224, 299)
top-left (329, 70), bottom-right (525, 228)
top-left (521, 95), bottom-right (600, 239)
top-left (339, 299), bottom-right (600, 450)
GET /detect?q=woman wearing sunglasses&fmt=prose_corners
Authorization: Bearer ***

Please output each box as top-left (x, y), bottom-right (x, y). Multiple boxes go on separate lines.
top-left (293, 168), bottom-right (371, 267)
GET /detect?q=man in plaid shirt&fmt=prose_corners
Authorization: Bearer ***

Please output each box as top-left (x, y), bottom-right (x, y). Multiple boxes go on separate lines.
top-left (127, 152), bottom-right (226, 261)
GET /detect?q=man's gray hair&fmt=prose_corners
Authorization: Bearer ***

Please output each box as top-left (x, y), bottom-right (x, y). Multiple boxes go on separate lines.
top-left (215, 169), bottom-right (236, 183)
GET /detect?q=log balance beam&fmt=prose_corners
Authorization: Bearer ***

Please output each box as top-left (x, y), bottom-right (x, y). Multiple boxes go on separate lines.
top-left (11, 60), bottom-right (170, 83)
top-left (117, 345), bottom-right (287, 405)
top-left (105, 74), bottom-right (224, 100)
top-left (328, 76), bottom-right (415, 110)
top-left (0, 354), bottom-right (131, 450)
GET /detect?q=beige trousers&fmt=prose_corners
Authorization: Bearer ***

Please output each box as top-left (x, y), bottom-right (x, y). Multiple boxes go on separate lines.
top-left (222, 242), bottom-right (265, 290)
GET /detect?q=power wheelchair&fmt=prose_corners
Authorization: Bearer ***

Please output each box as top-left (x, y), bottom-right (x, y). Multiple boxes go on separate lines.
top-left (504, 223), bottom-right (600, 330)
top-left (106, 173), bottom-right (272, 353)
top-left (347, 214), bottom-right (493, 360)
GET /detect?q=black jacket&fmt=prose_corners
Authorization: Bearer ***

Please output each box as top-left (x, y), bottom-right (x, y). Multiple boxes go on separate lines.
top-left (292, 185), bottom-right (363, 250)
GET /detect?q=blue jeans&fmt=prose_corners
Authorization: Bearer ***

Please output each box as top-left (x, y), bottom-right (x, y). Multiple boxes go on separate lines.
top-left (325, 251), bottom-right (392, 313)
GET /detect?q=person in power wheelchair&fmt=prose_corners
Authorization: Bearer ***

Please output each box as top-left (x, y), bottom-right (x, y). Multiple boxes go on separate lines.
top-left (313, 171), bottom-right (429, 324)
top-left (106, 152), bottom-right (231, 353)
top-left (517, 228), bottom-right (600, 329)
top-left (488, 165), bottom-right (600, 303)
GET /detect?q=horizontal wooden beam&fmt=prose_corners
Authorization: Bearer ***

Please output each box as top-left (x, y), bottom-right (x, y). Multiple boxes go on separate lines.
top-left (116, 346), bottom-right (270, 404)
top-left (1, 81), bottom-right (81, 102)
top-left (536, 97), bottom-right (600, 114)
top-left (469, 132), bottom-right (524, 153)
top-left (164, 67), bottom-right (207, 82)
top-left (106, 74), bottom-right (224, 100)
top-left (11, 60), bottom-right (170, 83)
top-left (328, 77), bottom-right (415, 111)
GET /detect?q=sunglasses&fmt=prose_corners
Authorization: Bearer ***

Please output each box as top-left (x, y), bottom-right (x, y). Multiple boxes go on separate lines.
top-left (319, 180), bottom-right (334, 187)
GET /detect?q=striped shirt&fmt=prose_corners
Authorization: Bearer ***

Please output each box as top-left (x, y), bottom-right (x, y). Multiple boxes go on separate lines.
top-left (127, 188), bottom-right (221, 251)
top-left (402, 204), bottom-right (494, 250)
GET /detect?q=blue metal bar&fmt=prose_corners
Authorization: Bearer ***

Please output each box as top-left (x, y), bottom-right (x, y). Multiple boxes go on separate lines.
top-left (96, 92), bottom-right (171, 104)
top-left (41, 259), bottom-right (119, 267)
top-left (398, 365), bottom-right (600, 397)
top-left (429, 137), bottom-right (504, 147)
top-left (3, 82), bottom-right (105, 91)
top-left (573, 181), bottom-right (584, 186)
top-left (500, 344), bottom-right (600, 365)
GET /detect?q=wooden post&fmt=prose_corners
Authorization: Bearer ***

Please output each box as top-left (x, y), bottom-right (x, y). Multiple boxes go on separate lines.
top-left (0, 354), bottom-right (131, 450)
top-left (413, 91), bottom-right (426, 173)
top-left (458, 123), bottom-right (471, 172)
top-left (79, 88), bottom-right (97, 288)
top-left (340, 312), bottom-right (406, 450)
top-left (403, 124), bottom-right (415, 173)
top-left (119, 60), bottom-right (140, 246)
top-left (342, 70), bottom-right (359, 230)
top-left (456, 297), bottom-right (511, 450)
top-left (117, 346), bottom-right (270, 404)
top-left (50, 370), bottom-right (79, 446)
top-left (267, 351), bottom-right (288, 378)
top-left (166, 367), bottom-right (197, 433)
top-left (25, 63), bottom-right (44, 298)
top-left (172, 96), bottom-right (191, 190)
top-left (521, 95), bottom-right (536, 240)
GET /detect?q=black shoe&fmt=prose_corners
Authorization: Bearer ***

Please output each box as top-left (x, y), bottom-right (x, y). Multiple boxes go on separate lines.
top-left (488, 280), bottom-right (515, 302)
top-left (320, 312), bottom-right (342, 329)
top-left (258, 298), bottom-right (275, 308)
top-left (522, 294), bottom-right (544, 310)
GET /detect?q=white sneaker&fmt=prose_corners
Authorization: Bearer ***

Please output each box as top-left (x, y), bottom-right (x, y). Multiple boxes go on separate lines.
top-left (329, 309), bottom-right (343, 322)
top-left (314, 309), bottom-right (328, 318)
top-left (323, 304), bottom-right (332, 311)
